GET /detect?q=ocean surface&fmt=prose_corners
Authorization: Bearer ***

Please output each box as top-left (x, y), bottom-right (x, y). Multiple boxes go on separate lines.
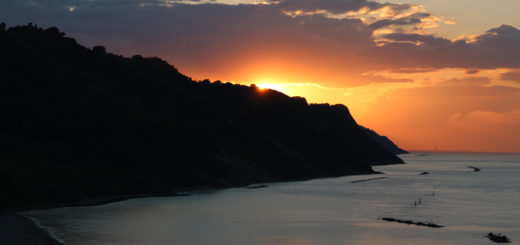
top-left (23, 153), bottom-right (520, 245)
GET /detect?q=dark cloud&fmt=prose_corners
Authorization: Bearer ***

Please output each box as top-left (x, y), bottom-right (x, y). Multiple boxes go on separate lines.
top-left (1, 0), bottom-right (520, 85)
top-left (475, 25), bottom-right (520, 46)
top-left (278, 0), bottom-right (415, 16)
top-left (369, 13), bottom-right (430, 29)
top-left (278, 0), bottom-right (384, 14)
top-left (380, 33), bottom-right (452, 46)
top-left (390, 68), bottom-right (438, 74)
top-left (465, 69), bottom-right (480, 75)
top-left (371, 24), bottom-right (520, 70)
top-left (500, 71), bottom-right (520, 82)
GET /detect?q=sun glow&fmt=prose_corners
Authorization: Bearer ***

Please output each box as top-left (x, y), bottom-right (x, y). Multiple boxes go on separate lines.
top-left (255, 82), bottom-right (287, 93)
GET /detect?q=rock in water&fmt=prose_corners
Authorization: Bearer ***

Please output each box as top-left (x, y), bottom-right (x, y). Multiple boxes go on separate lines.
top-left (485, 233), bottom-right (511, 243)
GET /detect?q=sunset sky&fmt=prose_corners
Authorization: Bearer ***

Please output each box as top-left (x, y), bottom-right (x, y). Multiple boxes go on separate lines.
top-left (2, 0), bottom-right (520, 153)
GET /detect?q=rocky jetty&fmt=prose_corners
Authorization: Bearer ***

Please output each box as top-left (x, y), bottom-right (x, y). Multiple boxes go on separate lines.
top-left (381, 217), bottom-right (443, 228)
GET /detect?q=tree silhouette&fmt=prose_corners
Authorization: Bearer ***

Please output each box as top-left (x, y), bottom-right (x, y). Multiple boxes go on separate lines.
top-left (92, 45), bottom-right (107, 55)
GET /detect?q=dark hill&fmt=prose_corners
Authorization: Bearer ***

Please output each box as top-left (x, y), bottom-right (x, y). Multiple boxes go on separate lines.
top-left (0, 23), bottom-right (403, 210)
top-left (361, 127), bottom-right (408, 154)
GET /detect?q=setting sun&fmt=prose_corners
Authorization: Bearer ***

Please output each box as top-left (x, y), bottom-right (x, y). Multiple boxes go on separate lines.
top-left (255, 81), bottom-right (287, 93)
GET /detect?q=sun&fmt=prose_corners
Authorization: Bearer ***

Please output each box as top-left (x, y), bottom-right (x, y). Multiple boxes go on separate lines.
top-left (254, 79), bottom-right (287, 93)
top-left (257, 83), bottom-right (283, 91)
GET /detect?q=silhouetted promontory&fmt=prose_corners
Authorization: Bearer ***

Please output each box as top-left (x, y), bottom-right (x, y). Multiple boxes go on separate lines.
top-left (361, 127), bottom-right (408, 154)
top-left (0, 23), bottom-right (403, 210)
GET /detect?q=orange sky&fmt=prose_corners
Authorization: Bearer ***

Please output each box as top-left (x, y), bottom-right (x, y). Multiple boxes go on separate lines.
top-left (175, 41), bottom-right (520, 153)
top-left (194, 68), bottom-right (520, 153)
top-left (4, 0), bottom-right (520, 153)
top-left (161, 2), bottom-right (520, 153)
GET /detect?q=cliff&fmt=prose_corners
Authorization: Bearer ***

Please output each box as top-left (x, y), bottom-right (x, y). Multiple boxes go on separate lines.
top-left (361, 127), bottom-right (409, 155)
top-left (0, 23), bottom-right (403, 210)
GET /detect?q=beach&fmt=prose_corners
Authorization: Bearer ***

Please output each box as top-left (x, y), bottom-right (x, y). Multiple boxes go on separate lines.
top-left (0, 212), bottom-right (62, 245)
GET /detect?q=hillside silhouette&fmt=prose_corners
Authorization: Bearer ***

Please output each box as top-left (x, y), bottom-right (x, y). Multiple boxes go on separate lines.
top-left (0, 23), bottom-right (403, 210)
top-left (361, 127), bottom-right (408, 154)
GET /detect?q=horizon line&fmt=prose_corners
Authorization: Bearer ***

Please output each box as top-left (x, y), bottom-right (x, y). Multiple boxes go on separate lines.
top-left (405, 150), bottom-right (520, 154)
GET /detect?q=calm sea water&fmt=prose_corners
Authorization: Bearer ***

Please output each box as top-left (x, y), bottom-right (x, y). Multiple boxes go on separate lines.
top-left (23, 153), bottom-right (520, 245)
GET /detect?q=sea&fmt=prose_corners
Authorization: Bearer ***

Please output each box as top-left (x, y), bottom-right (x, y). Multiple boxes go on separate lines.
top-left (22, 153), bottom-right (520, 245)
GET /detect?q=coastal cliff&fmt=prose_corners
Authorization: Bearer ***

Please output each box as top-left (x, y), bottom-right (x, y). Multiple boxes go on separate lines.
top-left (361, 127), bottom-right (408, 155)
top-left (0, 24), bottom-right (403, 210)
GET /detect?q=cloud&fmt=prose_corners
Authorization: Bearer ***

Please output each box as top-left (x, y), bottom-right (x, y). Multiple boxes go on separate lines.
top-left (361, 74), bottom-right (413, 83)
top-left (465, 69), bottom-right (480, 75)
top-left (277, 0), bottom-right (389, 14)
top-left (389, 68), bottom-right (438, 74)
top-left (441, 77), bottom-right (490, 86)
top-left (500, 71), bottom-right (520, 82)
top-left (363, 76), bottom-right (520, 130)
top-left (368, 12), bottom-right (429, 29)
top-left (369, 24), bottom-right (520, 70)
top-left (360, 75), bottom-right (520, 152)
top-left (448, 110), bottom-right (520, 128)
top-left (1, 0), bottom-right (520, 86)
top-left (379, 32), bottom-right (452, 46)
top-left (444, 110), bottom-right (520, 152)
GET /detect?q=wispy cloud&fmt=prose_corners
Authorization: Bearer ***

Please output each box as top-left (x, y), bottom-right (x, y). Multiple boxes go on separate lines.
top-left (500, 71), bottom-right (520, 83)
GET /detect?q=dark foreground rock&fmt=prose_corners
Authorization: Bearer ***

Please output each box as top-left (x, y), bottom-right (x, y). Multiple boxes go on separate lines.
top-left (381, 217), bottom-right (444, 228)
top-left (486, 233), bottom-right (511, 243)
top-left (0, 23), bottom-right (404, 211)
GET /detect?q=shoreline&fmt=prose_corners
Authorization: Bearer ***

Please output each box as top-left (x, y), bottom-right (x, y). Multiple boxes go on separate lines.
top-left (19, 213), bottom-right (67, 245)
top-left (1, 189), bottom-right (209, 245)
top-left (0, 212), bottom-right (63, 245)
top-left (1, 187), bottom-right (214, 245)
top-left (5, 168), bottom-right (385, 213)
top-left (1, 170), bottom-right (388, 245)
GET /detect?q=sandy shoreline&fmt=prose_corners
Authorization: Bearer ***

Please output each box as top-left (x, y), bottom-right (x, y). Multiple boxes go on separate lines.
top-left (0, 212), bottom-right (62, 245)
top-left (0, 183), bottom-right (302, 245)
top-left (0, 192), bottom-right (186, 245)
top-left (0, 186), bottom-right (219, 245)
top-left (0, 175), bottom-right (376, 245)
